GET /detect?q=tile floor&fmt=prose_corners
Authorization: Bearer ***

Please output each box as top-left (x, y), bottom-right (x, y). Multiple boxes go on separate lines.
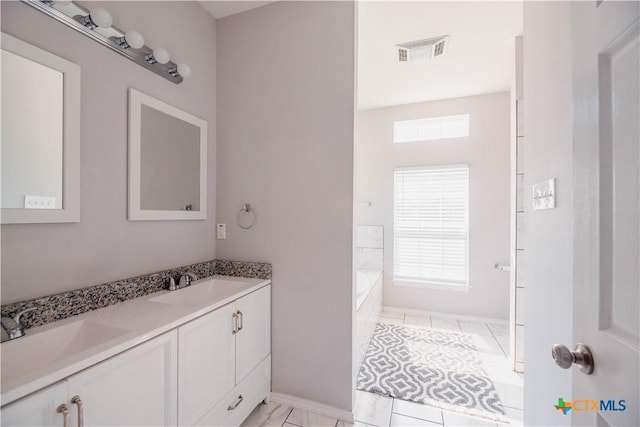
top-left (242, 312), bottom-right (523, 427)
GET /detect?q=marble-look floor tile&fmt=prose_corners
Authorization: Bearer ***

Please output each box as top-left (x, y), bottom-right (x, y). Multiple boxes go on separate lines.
top-left (458, 321), bottom-right (492, 336)
top-left (493, 381), bottom-right (524, 410)
top-left (390, 413), bottom-right (442, 426)
top-left (404, 316), bottom-right (431, 327)
top-left (392, 399), bottom-right (443, 424)
top-left (285, 408), bottom-right (337, 427)
top-left (379, 316), bottom-right (404, 326)
top-left (442, 410), bottom-right (498, 427)
top-left (503, 407), bottom-right (523, 426)
top-left (337, 420), bottom-right (377, 427)
top-left (241, 401), bottom-right (293, 427)
top-left (488, 322), bottom-right (509, 334)
top-left (380, 311), bottom-right (404, 320)
top-left (354, 391), bottom-right (393, 427)
top-left (492, 332), bottom-right (509, 357)
top-left (430, 317), bottom-right (460, 331)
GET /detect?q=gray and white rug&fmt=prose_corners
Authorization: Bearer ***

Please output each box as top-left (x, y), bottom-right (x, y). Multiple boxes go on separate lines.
top-left (357, 323), bottom-right (507, 422)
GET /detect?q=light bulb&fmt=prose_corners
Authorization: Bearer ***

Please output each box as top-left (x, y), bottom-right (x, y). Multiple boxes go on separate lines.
top-left (153, 48), bottom-right (170, 65)
top-left (89, 7), bottom-right (112, 28)
top-left (124, 31), bottom-right (144, 49)
top-left (177, 64), bottom-right (191, 78)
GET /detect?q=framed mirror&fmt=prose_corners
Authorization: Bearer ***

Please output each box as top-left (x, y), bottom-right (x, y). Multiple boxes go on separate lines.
top-left (1, 33), bottom-right (80, 224)
top-left (128, 89), bottom-right (207, 220)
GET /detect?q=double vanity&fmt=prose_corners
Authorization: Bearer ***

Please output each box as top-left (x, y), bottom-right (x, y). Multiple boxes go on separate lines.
top-left (0, 276), bottom-right (272, 427)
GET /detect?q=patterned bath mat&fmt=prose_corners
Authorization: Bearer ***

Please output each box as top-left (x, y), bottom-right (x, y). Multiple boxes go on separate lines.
top-left (357, 323), bottom-right (508, 422)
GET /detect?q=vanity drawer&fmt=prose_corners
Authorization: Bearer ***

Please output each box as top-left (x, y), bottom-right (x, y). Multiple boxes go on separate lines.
top-left (194, 355), bottom-right (270, 427)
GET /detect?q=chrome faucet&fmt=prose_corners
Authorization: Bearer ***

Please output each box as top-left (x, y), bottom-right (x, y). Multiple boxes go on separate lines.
top-left (1, 307), bottom-right (37, 343)
top-left (179, 272), bottom-right (197, 288)
top-left (165, 272), bottom-right (198, 291)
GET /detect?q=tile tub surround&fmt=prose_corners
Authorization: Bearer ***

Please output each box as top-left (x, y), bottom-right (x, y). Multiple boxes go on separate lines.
top-left (1, 259), bottom-right (272, 330)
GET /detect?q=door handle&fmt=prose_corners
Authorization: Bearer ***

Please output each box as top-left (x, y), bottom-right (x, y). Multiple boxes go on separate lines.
top-left (232, 312), bottom-right (238, 334)
top-left (552, 343), bottom-right (594, 374)
top-left (71, 395), bottom-right (84, 427)
top-left (57, 404), bottom-right (70, 427)
top-left (227, 394), bottom-right (243, 411)
top-left (236, 310), bottom-right (243, 332)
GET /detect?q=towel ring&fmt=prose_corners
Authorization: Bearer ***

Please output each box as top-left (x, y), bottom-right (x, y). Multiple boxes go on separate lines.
top-left (237, 203), bottom-right (256, 229)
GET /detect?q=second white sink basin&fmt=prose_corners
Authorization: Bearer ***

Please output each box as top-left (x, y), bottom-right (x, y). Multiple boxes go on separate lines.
top-left (150, 279), bottom-right (249, 306)
top-left (1, 320), bottom-right (130, 384)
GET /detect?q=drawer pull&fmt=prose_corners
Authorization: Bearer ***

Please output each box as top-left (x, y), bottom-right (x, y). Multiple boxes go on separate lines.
top-left (237, 310), bottom-right (243, 332)
top-left (227, 394), bottom-right (243, 411)
top-left (71, 395), bottom-right (84, 427)
top-left (232, 312), bottom-right (238, 334)
top-left (57, 404), bottom-right (70, 427)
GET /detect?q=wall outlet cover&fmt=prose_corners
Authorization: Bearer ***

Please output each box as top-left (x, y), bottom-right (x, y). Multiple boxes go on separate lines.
top-left (216, 223), bottom-right (226, 239)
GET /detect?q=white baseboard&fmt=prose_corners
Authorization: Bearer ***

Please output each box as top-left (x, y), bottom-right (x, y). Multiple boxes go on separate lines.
top-left (269, 392), bottom-right (354, 423)
top-left (383, 305), bottom-right (508, 325)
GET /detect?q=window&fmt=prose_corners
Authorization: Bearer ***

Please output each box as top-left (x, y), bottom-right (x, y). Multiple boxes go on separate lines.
top-left (394, 165), bottom-right (469, 288)
top-left (393, 114), bottom-right (469, 143)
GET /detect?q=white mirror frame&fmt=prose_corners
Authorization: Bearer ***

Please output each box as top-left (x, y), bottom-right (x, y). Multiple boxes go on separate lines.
top-left (128, 89), bottom-right (207, 220)
top-left (1, 33), bottom-right (81, 224)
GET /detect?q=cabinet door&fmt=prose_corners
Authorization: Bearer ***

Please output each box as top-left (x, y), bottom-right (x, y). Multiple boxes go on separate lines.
top-left (236, 285), bottom-right (271, 382)
top-left (0, 382), bottom-right (68, 426)
top-left (67, 330), bottom-right (178, 426)
top-left (178, 302), bottom-right (236, 426)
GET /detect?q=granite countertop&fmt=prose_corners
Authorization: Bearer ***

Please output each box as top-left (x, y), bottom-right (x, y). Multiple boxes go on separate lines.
top-left (0, 275), bottom-right (271, 406)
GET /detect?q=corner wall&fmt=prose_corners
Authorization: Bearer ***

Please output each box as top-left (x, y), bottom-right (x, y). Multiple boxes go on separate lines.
top-left (0, 1), bottom-right (217, 304)
top-left (522, 2), bottom-right (574, 425)
top-left (355, 92), bottom-right (511, 320)
top-left (216, 1), bottom-right (355, 413)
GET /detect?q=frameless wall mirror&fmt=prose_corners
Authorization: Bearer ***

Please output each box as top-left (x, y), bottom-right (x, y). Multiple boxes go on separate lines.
top-left (1, 33), bottom-right (80, 224)
top-left (128, 89), bottom-right (207, 220)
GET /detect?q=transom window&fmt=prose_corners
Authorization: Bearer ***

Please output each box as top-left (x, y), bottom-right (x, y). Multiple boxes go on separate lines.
top-left (393, 165), bottom-right (469, 287)
top-left (393, 114), bottom-right (470, 143)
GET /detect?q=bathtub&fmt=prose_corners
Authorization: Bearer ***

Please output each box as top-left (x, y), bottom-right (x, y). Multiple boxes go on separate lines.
top-left (355, 269), bottom-right (382, 370)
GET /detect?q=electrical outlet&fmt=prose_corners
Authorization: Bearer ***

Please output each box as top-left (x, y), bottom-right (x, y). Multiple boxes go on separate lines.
top-left (24, 195), bottom-right (56, 209)
top-left (217, 224), bottom-right (227, 239)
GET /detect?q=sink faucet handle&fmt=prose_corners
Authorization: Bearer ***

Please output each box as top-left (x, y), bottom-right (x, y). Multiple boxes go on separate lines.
top-left (179, 271), bottom-right (198, 287)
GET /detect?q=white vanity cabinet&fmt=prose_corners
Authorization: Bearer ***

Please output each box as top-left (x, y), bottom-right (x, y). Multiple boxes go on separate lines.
top-left (66, 330), bottom-right (178, 426)
top-left (1, 331), bottom-right (177, 427)
top-left (1, 282), bottom-right (271, 427)
top-left (0, 382), bottom-right (68, 426)
top-left (181, 285), bottom-right (271, 427)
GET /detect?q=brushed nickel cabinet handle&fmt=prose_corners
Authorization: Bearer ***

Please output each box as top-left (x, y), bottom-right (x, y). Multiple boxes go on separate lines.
top-left (71, 395), bottom-right (84, 427)
top-left (237, 310), bottom-right (243, 332)
top-left (232, 312), bottom-right (238, 334)
top-left (227, 394), bottom-right (243, 411)
top-left (57, 404), bottom-right (70, 427)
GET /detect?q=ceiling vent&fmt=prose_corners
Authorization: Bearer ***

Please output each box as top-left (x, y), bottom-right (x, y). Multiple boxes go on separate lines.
top-left (397, 35), bottom-right (449, 62)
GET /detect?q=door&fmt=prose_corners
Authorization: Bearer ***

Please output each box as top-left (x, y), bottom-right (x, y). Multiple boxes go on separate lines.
top-left (235, 285), bottom-right (271, 383)
top-left (67, 330), bottom-right (178, 426)
top-left (178, 302), bottom-right (236, 426)
top-left (572, 1), bottom-right (639, 426)
top-left (0, 382), bottom-right (68, 426)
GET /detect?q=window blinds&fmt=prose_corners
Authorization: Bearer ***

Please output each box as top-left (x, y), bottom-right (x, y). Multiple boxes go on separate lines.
top-left (394, 165), bottom-right (469, 286)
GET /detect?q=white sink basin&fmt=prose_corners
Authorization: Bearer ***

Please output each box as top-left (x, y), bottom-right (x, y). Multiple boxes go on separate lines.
top-left (1, 320), bottom-right (130, 384)
top-left (150, 279), bottom-right (249, 306)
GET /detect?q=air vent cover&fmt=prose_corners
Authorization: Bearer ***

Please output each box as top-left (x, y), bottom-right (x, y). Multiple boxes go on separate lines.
top-left (397, 35), bottom-right (449, 62)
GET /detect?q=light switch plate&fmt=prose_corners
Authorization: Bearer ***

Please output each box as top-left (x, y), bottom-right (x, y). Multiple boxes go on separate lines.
top-left (24, 195), bottom-right (56, 209)
top-left (533, 178), bottom-right (556, 210)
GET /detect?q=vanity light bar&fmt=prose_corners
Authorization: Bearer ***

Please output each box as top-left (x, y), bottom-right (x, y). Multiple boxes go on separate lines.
top-left (21, 0), bottom-right (187, 84)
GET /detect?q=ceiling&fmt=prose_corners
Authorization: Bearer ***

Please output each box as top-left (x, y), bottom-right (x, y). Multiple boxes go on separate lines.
top-left (199, 1), bottom-right (275, 19)
top-left (358, 1), bottom-right (523, 110)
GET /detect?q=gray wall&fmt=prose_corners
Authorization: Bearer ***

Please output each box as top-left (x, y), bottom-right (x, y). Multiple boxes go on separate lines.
top-left (356, 93), bottom-right (511, 320)
top-left (216, 1), bottom-right (355, 412)
top-left (0, 1), bottom-right (217, 303)
top-left (523, 2), bottom-right (573, 425)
